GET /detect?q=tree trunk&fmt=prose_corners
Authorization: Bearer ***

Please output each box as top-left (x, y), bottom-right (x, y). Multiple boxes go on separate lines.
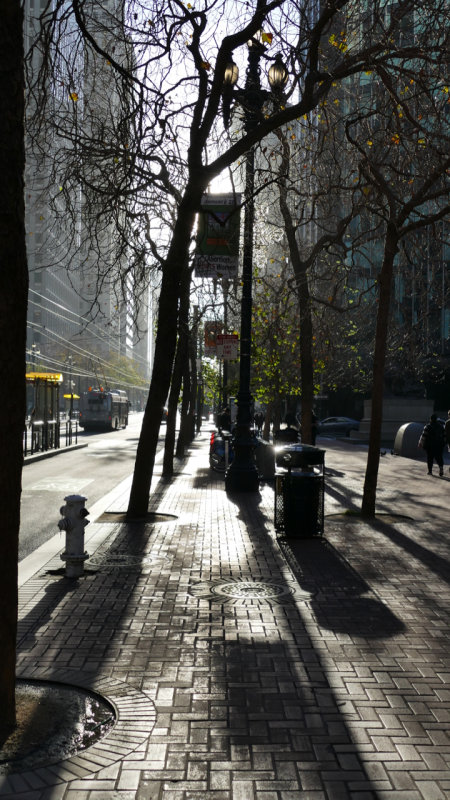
top-left (361, 221), bottom-right (399, 517)
top-left (187, 330), bottom-right (198, 442)
top-left (293, 266), bottom-right (314, 443)
top-left (277, 139), bottom-right (315, 445)
top-left (126, 188), bottom-right (201, 518)
top-left (0, 2), bottom-right (26, 737)
top-left (176, 355), bottom-right (191, 457)
top-left (163, 266), bottom-right (192, 476)
top-left (163, 380), bottom-right (178, 477)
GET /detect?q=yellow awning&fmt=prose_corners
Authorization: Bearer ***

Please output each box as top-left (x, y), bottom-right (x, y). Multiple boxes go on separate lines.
top-left (63, 393), bottom-right (80, 399)
top-left (26, 372), bottom-right (63, 383)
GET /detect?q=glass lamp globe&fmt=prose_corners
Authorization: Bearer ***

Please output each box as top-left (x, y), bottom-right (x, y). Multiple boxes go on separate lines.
top-left (268, 55), bottom-right (289, 89)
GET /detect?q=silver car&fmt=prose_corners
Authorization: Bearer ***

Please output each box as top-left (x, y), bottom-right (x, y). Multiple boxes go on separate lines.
top-left (317, 416), bottom-right (360, 437)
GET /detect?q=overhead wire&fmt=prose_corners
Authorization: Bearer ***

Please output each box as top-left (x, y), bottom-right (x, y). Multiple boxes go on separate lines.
top-left (28, 288), bottom-right (152, 369)
top-left (27, 324), bottom-right (149, 389)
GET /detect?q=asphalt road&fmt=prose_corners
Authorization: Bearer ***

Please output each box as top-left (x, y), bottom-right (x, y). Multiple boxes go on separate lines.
top-left (19, 412), bottom-right (162, 561)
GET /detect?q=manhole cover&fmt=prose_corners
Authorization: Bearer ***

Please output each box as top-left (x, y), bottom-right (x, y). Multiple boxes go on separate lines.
top-left (211, 581), bottom-right (291, 599)
top-left (88, 553), bottom-right (162, 568)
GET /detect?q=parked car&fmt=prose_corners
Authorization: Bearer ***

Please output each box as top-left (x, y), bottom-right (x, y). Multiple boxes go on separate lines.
top-left (317, 416), bottom-right (360, 437)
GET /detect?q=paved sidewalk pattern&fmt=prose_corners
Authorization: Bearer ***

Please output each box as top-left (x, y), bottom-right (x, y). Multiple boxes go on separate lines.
top-left (1, 431), bottom-right (450, 799)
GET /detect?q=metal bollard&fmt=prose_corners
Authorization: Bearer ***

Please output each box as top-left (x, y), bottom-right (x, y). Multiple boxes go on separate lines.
top-left (58, 494), bottom-right (90, 577)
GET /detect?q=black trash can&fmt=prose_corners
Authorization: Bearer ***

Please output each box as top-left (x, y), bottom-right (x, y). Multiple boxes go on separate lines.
top-left (274, 444), bottom-right (325, 538)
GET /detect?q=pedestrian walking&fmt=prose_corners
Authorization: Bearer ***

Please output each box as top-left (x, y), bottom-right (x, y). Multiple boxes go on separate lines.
top-left (420, 413), bottom-right (445, 476)
top-left (311, 411), bottom-right (318, 446)
top-left (218, 406), bottom-right (231, 432)
top-left (445, 410), bottom-right (450, 473)
top-left (284, 410), bottom-right (297, 428)
top-left (275, 414), bottom-right (299, 443)
top-left (254, 410), bottom-right (265, 435)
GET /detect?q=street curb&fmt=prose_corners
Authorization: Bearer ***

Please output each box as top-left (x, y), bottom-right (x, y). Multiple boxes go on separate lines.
top-left (23, 442), bottom-right (88, 465)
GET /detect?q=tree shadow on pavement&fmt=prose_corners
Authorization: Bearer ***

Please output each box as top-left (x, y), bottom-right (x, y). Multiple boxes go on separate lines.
top-left (222, 487), bottom-right (406, 796)
top-left (324, 479), bottom-right (361, 513)
top-left (280, 536), bottom-right (405, 638)
top-left (358, 516), bottom-right (450, 586)
top-left (12, 443), bottom-right (403, 797)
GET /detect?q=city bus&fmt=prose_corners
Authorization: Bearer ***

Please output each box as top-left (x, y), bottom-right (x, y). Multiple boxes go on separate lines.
top-left (79, 388), bottom-right (129, 431)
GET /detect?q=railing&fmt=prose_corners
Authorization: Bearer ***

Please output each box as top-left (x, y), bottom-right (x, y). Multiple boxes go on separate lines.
top-left (23, 419), bottom-right (78, 457)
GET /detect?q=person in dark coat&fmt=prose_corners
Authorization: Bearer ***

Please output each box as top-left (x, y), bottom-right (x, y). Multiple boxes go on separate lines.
top-left (421, 413), bottom-right (445, 476)
top-left (445, 410), bottom-right (450, 474)
top-left (218, 407), bottom-right (231, 432)
top-left (254, 411), bottom-right (265, 435)
top-left (311, 411), bottom-right (318, 446)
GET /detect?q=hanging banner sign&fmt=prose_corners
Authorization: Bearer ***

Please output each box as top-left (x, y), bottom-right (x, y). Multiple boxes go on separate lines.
top-left (194, 193), bottom-right (242, 279)
top-left (216, 334), bottom-right (239, 360)
top-left (204, 321), bottom-right (223, 357)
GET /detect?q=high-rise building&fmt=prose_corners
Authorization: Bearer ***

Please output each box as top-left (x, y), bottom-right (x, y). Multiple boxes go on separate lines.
top-left (23, 0), bottom-right (153, 396)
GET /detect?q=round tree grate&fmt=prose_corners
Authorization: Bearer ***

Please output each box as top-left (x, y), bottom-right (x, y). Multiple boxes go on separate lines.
top-left (95, 511), bottom-right (177, 523)
top-left (0, 680), bottom-right (114, 774)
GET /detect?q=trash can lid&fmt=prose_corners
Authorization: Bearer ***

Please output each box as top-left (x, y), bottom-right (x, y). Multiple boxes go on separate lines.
top-left (275, 443), bottom-right (325, 468)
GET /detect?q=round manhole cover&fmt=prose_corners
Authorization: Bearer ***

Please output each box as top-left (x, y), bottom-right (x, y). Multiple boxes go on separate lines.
top-left (89, 553), bottom-right (159, 568)
top-left (211, 581), bottom-right (291, 599)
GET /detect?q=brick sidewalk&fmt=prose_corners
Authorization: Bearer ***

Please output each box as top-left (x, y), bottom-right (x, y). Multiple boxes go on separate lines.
top-left (1, 430), bottom-right (450, 799)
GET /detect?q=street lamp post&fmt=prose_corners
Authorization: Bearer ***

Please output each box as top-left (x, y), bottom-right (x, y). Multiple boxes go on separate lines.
top-left (223, 41), bottom-right (288, 492)
top-left (222, 277), bottom-right (229, 408)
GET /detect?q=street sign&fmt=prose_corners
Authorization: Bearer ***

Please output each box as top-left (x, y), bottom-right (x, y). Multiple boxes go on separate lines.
top-left (217, 333), bottom-right (239, 360)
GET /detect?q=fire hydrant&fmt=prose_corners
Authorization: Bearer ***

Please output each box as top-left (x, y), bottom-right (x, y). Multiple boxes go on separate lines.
top-left (58, 494), bottom-right (90, 577)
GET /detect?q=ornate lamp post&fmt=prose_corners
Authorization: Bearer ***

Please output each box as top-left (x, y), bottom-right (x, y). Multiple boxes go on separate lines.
top-left (222, 40), bottom-right (288, 492)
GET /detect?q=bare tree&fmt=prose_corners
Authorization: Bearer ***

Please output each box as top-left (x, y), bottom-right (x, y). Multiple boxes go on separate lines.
top-left (343, 58), bottom-right (450, 516)
top-left (26, 0), bottom-right (449, 520)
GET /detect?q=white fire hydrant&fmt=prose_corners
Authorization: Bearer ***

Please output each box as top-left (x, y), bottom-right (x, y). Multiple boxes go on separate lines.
top-left (58, 494), bottom-right (90, 578)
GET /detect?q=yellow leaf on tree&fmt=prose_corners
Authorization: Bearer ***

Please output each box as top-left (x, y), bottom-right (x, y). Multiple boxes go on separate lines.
top-left (200, 61), bottom-right (211, 70)
top-left (261, 32), bottom-right (273, 44)
top-left (69, 92), bottom-right (78, 102)
top-left (367, 140), bottom-right (373, 146)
